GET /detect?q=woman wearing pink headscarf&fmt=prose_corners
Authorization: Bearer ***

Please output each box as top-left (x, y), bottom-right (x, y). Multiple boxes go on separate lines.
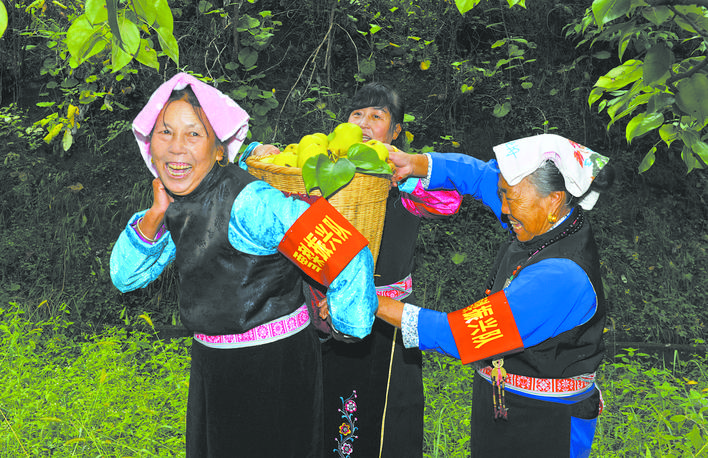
top-left (110, 73), bottom-right (378, 457)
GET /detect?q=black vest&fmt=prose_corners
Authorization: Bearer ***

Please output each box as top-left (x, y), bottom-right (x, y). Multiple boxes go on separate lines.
top-left (374, 188), bottom-right (421, 286)
top-left (486, 208), bottom-right (606, 378)
top-left (164, 164), bottom-right (304, 335)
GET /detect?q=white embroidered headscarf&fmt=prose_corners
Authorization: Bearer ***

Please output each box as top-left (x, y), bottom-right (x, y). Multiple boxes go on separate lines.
top-left (493, 134), bottom-right (610, 210)
top-left (132, 72), bottom-right (250, 178)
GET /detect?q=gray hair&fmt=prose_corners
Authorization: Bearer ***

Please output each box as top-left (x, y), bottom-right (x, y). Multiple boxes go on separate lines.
top-left (527, 159), bottom-right (614, 208)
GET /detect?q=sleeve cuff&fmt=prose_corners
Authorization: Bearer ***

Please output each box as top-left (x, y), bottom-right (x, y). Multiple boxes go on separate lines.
top-left (421, 153), bottom-right (433, 189)
top-left (401, 303), bottom-right (421, 348)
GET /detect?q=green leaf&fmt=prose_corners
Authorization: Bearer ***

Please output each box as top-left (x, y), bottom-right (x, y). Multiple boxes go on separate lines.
top-left (369, 24), bottom-right (381, 34)
top-left (681, 143), bottom-right (703, 172)
top-left (691, 140), bottom-right (708, 164)
top-left (154, 0), bottom-right (174, 33)
top-left (592, 0), bottom-right (631, 28)
top-left (111, 42), bottom-right (133, 72)
top-left (347, 144), bottom-right (392, 175)
top-left (0, 0), bottom-right (8, 39)
top-left (135, 39), bottom-right (159, 69)
top-left (455, 0), bottom-right (483, 14)
top-left (674, 5), bottom-right (708, 34)
top-left (156, 26), bottom-right (179, 65)
top-left (642, 6), bottom-right (672, 26)
top-left (451, 252), bottom-right (466, 264)
top-left (626, 112), bottom-right (664, 143)
top-left (85, 0), bottom-right (108, 24)
top-left (595, 60), bottom-right (642, 91)
top-left (676, 73), bottom-right (708, 123)
top-left (638, 147), bottom-right (656, 174)
top-left (238, 48), bottom-right (258, 68)
top-left (659, 124), bottom-right (677, 147)
top-left (133, 0), bottom-right (157, 26)
top-left (360, 58), bottom-right (376, 76)
top-left (643, 42), bottom-right (672, 86)
top-left (302, 155), bottom-right (356, 198)
top-left (62, 129), bottom-right (74, 152)
top-left (117, 14), bottom-right (140, 55)
top-left (492, 101), bottom-right (511, 118)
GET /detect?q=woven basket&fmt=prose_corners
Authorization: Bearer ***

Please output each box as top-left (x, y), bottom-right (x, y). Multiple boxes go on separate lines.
top-left (245, 155), bottom-right (389, 266)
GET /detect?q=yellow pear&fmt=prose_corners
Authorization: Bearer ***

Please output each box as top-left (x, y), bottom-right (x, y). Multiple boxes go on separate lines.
top-left (297, 142), bottom-right (327, 168)
top-left (327, 123), bottom-right (363, 157)
top-left (258, 156), bottom-right (276, 163)
top-left (283, 143), bottom-right (298, 154)
top-left (365, 139), bottom-right (390, 161)
top-left (272, 151), bottom-right (298, 167)
top-left (297, 133), bottom-right (328, 156)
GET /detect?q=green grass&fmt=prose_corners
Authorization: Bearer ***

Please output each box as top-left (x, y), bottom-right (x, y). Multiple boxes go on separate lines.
top-left (1, 302), bottom-right (706, 457)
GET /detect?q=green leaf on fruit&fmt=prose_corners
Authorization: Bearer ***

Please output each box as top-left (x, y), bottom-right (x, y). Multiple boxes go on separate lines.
top-left (302, 155), bottom-right (356, 198)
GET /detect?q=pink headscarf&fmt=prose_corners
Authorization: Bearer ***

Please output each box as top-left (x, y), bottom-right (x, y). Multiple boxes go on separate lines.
top-left (132, 72), bottom-right (250, 177)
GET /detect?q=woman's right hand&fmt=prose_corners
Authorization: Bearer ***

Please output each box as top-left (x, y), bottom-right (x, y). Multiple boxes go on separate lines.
top-left (139, 178), bottom-right (173, 239)
top-left (389, 150), bottom-right (428, 184)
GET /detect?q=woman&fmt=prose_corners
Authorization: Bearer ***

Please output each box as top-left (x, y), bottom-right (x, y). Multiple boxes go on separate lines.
top-left (321, 83), bottom-right (461, 458)
top-left (243, 82), bottom-right (462, 457)
top-left (376, 133), bottom-right (613, 457)
top-left (109, 73), bottom-right (378, 457)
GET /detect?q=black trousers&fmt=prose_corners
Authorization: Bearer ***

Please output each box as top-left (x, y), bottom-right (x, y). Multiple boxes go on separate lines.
top-left (186, 325), bottom-right (324, 458)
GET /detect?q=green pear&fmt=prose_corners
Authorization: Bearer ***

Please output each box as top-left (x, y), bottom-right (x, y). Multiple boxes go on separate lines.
top-left (327, 123), bottom-right (363, 157)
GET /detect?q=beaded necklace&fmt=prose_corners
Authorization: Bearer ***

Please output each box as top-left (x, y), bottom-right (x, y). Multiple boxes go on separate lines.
top-left (484, 209), bottom-right (584, 296)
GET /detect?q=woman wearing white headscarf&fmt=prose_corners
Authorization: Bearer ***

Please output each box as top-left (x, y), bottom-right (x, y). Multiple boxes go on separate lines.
top-left (372, 134), bottom-right (613, 457)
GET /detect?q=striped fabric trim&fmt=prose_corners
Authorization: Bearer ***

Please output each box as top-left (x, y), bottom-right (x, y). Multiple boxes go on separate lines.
top-left (477, 366), bottom-right (596, 398)
top-left (194, 304), bottom-right (310, 349)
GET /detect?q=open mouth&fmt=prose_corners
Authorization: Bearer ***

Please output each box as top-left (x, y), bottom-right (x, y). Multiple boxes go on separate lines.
top-left (166, 163), bottom-right (192, 178)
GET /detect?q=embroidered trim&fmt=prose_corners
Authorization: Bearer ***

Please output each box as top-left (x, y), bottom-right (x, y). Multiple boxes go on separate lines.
top-left (194, 305), bottom-right (309, 349)
top-left (375, 274), bottom-right (413, 300)
top-left (401, 303), bottom-right (421, 348)
top-left (477, 366), bottom-right (596, 398)
top-left (333, 391), bottom-right (358, 457)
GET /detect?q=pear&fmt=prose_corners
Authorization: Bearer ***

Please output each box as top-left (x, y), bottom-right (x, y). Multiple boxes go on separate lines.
top-left (327, 123), bottom-right (363, 157)
top-left (272, 151), bottom-right (298, 167)
top-left (297, 142), bottom-right (327, 168)
top-left (283, 143), bottom-right (299, 154)
top-left (365, 139), bottom-right (390, 162)
top-left (297, 133), bottom-right (328, 157)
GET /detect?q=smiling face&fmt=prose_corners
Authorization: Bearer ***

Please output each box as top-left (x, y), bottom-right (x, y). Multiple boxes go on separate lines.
top-left (498, 175), bottom-right (565, 242)
top-left (150, 98), bottom-right (224, 196)
top-left (347, 106), bottom-right (401, 143)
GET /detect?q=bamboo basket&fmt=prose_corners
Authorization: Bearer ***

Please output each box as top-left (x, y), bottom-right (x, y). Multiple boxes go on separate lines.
top-left (245, 155), bottom-right (389, 266)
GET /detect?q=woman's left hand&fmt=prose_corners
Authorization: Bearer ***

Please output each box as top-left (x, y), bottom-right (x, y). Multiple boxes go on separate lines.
top-left (253, 144), bottom-right (281, 157)
top-left (317, 297), bottom-right (329, 320)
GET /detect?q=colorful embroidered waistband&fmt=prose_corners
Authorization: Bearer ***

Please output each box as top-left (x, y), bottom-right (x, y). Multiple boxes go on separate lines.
top-left (477, 366), bottom-right (596, 398)
top-left (194, 305), bottom-right (310, 349)
top-left (375, 274), bottom-right (413, 300)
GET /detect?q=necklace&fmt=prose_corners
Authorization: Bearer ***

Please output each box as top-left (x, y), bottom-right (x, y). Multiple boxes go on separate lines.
top-left (484, 209), bottom-right (584, 295)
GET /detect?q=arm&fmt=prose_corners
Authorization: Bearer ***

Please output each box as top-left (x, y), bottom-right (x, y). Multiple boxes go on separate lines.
top-left (109, 211), bottom-right (176, 292)
top-left (110, 178), bottom-right (176, 293)
top-left (229, 181), bottom-right (378, 338)
top-left (379, 258), bottom-right (598, 362)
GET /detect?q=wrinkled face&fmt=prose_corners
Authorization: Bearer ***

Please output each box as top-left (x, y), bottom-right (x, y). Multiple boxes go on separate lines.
top-left (498, 175), bottom-right (558, 242)
top-left (347, 106), bottom-right (401, 143)
top-left (150, 99), bottom-right (223, 196)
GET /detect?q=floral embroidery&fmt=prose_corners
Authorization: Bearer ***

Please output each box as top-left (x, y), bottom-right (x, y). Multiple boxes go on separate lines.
top-left (334, 391), bottom-right (358, 457)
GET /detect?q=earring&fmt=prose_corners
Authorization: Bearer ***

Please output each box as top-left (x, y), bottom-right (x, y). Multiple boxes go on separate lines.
top-left (548, 213), bottom-right (557, 224)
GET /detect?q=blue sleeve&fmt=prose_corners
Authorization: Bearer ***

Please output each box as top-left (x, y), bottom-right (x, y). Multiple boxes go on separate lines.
top-left (427, 152), bottom-right (504, 224)
top-left (109, 211), bottom-right (176, 293)
top-left (416, 258), bottom-right (597, 360)
top-left (229, 181), bottom-right (377, 338)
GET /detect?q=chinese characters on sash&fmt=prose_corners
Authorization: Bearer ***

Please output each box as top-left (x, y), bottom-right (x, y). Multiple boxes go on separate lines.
top-left (447, 291), bottom-right (524, 365)
top-left (279, 197), bottom-right (368, 286)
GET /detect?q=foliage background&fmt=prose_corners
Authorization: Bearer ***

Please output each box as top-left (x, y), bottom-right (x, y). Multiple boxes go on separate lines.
top-left (0, 0), bottom-right (707, 455)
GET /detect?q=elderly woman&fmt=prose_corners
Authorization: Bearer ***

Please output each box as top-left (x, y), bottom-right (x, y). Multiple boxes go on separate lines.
top-left (110, 73), bottom-right (377, 457)
top-left (375, 134), bottom-right (613, 457)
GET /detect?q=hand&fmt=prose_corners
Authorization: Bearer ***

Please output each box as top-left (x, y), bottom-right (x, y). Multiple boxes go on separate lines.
top-left (252, 144), bottom-right (281, 157)
top-left (140, 178), bottom-right (173, 239)
top-left (317, 297), bottom-right (329, 320)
